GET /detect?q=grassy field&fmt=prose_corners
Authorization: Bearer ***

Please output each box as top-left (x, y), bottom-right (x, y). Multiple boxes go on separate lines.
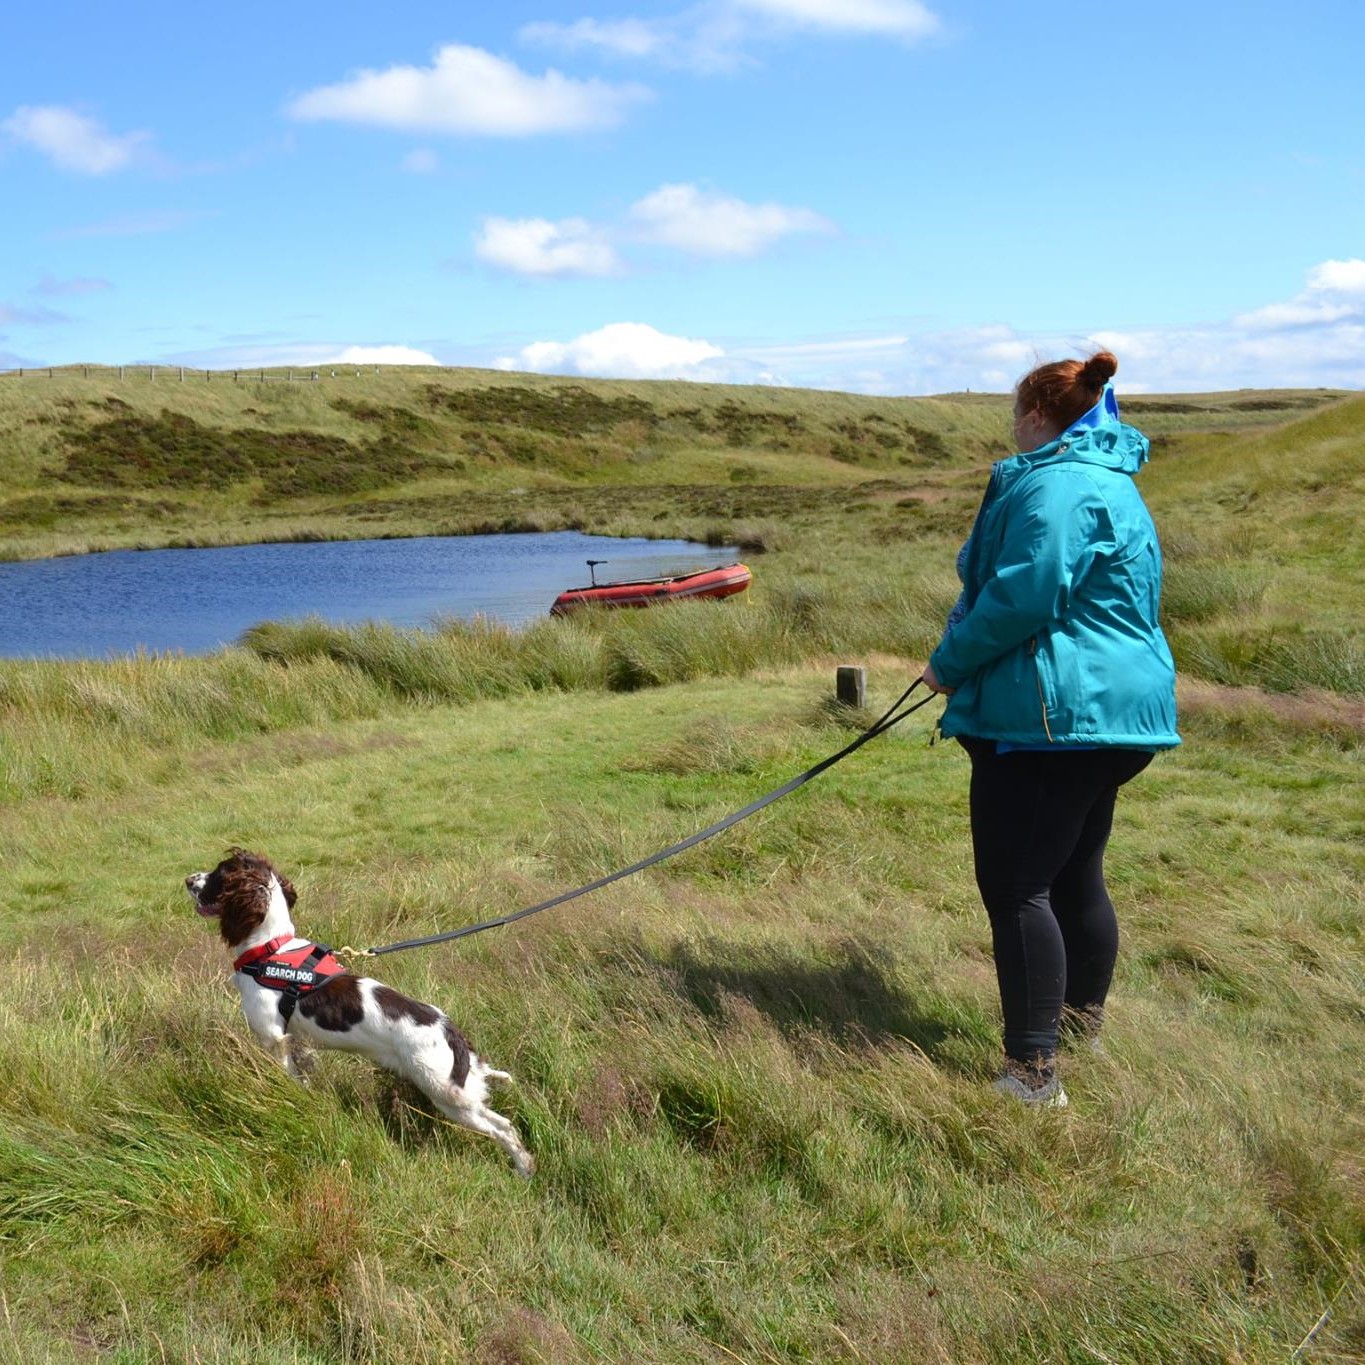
top-left (0, 369), bottom-right (1361, 1362)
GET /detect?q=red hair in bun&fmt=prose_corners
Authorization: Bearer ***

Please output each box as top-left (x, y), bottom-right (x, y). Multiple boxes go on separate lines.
top-left (1016, 350), bottom-right (1119, 431)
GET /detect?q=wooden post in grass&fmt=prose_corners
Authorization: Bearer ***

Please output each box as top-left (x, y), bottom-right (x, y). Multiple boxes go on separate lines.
top-left (836, 665), bottom-right (866, 710)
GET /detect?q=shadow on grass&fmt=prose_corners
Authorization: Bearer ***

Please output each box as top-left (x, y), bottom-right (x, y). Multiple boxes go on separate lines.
top-left (630, 934), bottom-right (986, 1068)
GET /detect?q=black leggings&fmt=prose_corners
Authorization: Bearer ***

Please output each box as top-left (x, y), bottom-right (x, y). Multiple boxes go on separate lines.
top-left (958, 738), bottom-right (1153, 1065)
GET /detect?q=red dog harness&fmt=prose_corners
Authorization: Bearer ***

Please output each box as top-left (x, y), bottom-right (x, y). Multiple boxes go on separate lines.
top-left (233, 936), bottom-right (348, 1023)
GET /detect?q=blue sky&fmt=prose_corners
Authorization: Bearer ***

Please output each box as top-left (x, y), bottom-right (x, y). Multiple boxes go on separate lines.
top-left (2, 0), bottom-right (1362, 393)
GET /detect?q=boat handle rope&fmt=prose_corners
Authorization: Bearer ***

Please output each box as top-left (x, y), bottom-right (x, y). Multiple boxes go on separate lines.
top-left (340, 676), bottom-right (939, 963)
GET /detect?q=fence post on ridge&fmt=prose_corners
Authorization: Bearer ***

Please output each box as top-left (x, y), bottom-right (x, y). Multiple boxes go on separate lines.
top-left (836, 666), bottom-right (867, 710)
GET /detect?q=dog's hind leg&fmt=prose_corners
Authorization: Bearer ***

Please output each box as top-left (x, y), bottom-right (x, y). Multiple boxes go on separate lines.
top-left (432, 1091), bottom-right (535, 1179)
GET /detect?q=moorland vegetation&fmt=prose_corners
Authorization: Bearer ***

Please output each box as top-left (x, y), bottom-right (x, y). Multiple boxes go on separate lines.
top-left (0, 367), bottom-right (1361, 1361)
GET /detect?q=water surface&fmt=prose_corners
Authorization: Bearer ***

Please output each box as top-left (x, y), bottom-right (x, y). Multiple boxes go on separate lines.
top-left (0, 531), bottom-right (739, 660)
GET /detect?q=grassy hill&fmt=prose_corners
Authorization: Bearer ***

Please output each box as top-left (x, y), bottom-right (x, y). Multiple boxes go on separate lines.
top-left (0, 365), bottom-right (1003, 560)
top-left (0, 365), bottom-right (1349, 558)
top-left (0, 368), bottom-right (1361, 1361)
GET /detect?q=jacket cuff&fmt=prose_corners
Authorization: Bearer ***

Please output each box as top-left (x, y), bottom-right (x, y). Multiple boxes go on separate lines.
top-left (928, 638), bottom-right (963, 689)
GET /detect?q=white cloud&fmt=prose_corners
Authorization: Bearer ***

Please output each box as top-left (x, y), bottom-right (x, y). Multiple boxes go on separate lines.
top-left (1306, 259), bottom-right (1365, 294)
top-left (3, 104), bottom-right (149, 175)
top-left (1237, 257), bottom-right (1365, 331)
top-left (1236, 300), bottom-right (1357, 330)
top-left (629, 182), bottom-right (834, 256)
top-left (734, 0), bottom-right (940, 36)
top-left (520, 12), bottom-right (750, 73)
top-left (471, 183), bottom-right (831, 275)
top-left (400, 147), bottom-right (440, 174)
top-left (475, 216), bottom-right (621, 277)
top-left (157, 342), bottom-right (440, 369)
top-left (780, 260), bottom-right (1365, 393)
top-left (1079, 319), bottom-right (1364, 392)
top-left (715, 263), bottom-right (1365, 394)
top-left (497, 321), bottom-right (725, 379)
top-left (330, 345), bottom-right (440, 366)
top-left (287, 44), bottom-right (651, 136)
top-left (734, 334), bottom-right (908, 388)
top-left (811, 291), bottom-right (1363, 397)
top-left (519, 17), bottom-right (669, 60)
top-left (520, 0), bottom-right (940, 71)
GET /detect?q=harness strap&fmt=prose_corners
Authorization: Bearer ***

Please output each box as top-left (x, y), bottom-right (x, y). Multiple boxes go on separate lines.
top-left (296, 943), bottom-right (332, 974)
top-left (233, 934), bottom-right (293, 972)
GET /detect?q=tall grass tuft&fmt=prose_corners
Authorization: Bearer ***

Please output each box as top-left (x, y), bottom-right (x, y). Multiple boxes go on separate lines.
top-left (1174, 625), bottom-right (1365, 697)
top-left (1161, 557), bottom-right (1270, 624)
top-left (242, 590), bottom-right (929, 703)
top-left (0, 650), bottom-right (385, 801)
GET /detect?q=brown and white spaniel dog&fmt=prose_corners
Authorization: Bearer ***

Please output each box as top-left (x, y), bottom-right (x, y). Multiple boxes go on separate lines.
top-left (185, 848), bottom-right (533, 1178)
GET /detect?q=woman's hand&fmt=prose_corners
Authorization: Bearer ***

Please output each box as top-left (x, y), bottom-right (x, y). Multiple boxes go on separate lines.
top-left (923, 662), bottom-right (954, 695)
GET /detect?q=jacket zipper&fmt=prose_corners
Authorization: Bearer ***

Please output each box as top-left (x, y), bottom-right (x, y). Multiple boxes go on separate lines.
top-left (1030, 636), bottom-right (1054, 742)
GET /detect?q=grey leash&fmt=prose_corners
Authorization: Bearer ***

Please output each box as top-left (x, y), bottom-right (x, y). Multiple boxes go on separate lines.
top-left (351, 677), bottom-right (938, 960)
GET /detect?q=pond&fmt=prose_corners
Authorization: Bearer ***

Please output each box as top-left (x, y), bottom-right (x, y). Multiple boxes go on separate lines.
top-left (0, 531), bottom-right (741, 660)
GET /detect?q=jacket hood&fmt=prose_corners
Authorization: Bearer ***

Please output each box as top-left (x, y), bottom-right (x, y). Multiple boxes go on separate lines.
top-left (1005, 385), bottom-right (1150, 476)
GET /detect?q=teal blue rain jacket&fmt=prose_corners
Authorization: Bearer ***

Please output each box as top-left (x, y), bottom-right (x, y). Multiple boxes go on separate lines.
top-left (928, 391), bottom-right (1180, 748)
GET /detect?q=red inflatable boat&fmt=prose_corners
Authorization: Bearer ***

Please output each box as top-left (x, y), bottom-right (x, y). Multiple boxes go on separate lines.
top-left (550, 561), bottom-right (752, 616)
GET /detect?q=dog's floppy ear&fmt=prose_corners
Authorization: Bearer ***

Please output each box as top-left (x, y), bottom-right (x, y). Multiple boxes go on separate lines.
top-left (277, 873), bottom-right (297, 909)
top-left (218, 874), bottom-right (260, 943)
top-left (216, 858), bottom-right (274, 945)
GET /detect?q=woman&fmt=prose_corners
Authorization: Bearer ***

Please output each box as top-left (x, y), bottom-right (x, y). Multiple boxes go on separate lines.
top-left (924, 351), bottom-right (1179, 1107)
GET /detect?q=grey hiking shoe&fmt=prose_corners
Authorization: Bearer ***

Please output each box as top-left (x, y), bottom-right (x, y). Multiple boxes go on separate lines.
top-left (994, 1060), bottom-right (1069, 1108)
